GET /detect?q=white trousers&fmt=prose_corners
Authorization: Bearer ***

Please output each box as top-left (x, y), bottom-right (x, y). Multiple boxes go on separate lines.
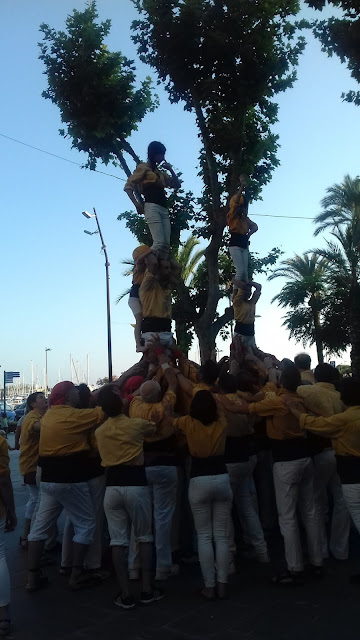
top-left (313, 449), bottom-right (350, 560)
top-left (61, 475), bottom-right (106, 569)
top-left (229, 246), bottom-right (249, 281)
top-left (342, 484), bottom-right (360, 535)
top-left (273, 457), bottom-right (323, 572)
top-left (189, 474), bottom-right (232, 587)
top-left (144, 202), bottom-right (171, 256)
top-left (227, 458), bottom-right (268, 559)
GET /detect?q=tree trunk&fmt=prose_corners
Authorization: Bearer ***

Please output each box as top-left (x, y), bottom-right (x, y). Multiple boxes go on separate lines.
top-left (196, 326), bottom-right (217, 363)
top-left (311, 308), bottom-right (324, 364)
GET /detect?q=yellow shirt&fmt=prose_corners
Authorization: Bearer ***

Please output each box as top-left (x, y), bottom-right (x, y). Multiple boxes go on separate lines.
top-left (299, 406), bottom-right (360, 457)
top-left (227, 195), bottom-right (250, 234)
top-left (132, 245), bottom-right (149, 286)
top-left (39, 406), bottom-right (104, 457)
top-left (233, 291), bottom-right (256, 324)
top-left (179, 359), bottom-right (198, 384)
top-left (248, 389), bottom-right (306, 440)
top-left (129, 390), bottom-right (176, 442)
top-left (19, 409), bottom-right (41, 476)
top-left (125, 162), bottom-right (173, 192)
top-left (192, 382), bottom-right (216, 396)
top-left (297, 382), bottom-right (343, 418)
top-left (95, 415), bottom-right (155, 466)
top-left (0, 436), bottom-right (9, 477)
top-left (139, 270), bottom-right (172, 319)
top-left (174, 415), bottom-right (226, 457)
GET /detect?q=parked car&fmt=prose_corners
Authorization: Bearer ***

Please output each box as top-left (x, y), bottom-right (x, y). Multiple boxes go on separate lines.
top-left (14, 402), bottom-right (27, 422)
top-left (0, 403), bottom-right (16, 423)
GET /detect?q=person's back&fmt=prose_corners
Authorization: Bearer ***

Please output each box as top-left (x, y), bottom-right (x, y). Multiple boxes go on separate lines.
top-left (297, 363), bottom-right (343, 418)
top-left (295, 353), bottom-right (315, 385)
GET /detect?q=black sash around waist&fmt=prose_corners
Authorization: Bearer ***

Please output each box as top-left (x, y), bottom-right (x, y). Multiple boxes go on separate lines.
top-left (143, 184), bottom-right (167, 208)
top-left (190, 455), bottom-right (227, 478)
top-left (129, 283), bottom-right (140, 298)
top-left (336, 455), bottom-right (360, 484)
top-left (229, 233), bottom-right (249, 249)
top-left (106, 464), bottom-right (147, 487)
top-left (234, 322), bottom-right (255, 337)
top-left (39, 451), bottom-right (96, 483)
top-left (141, 317), bottom-right (172, 333)
top-left (225, 436), bottom-right (250, 463)
top-left (270, 437), bottom-right (312, 463)
top-left (144, 434), bottom-right (178, 466)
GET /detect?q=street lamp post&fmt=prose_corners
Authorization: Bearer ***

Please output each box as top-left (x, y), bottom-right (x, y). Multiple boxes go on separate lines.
top-left (82, 208), bottom-right (113, 382)
top-left (45, 348), bottom-right (51, 396)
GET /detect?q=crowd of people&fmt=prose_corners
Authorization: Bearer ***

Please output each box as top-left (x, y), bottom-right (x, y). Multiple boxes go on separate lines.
top-left (0, 142), bottom-right (359, 636)
top-left (0, 342), bottom-right (359, 634)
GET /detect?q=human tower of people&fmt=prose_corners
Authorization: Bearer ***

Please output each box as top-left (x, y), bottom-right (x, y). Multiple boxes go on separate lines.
top-left (0, 141), bottom-right (359, 634)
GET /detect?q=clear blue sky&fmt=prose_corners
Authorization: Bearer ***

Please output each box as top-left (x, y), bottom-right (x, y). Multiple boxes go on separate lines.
top-left (0, 0), bottom-right (358, 388)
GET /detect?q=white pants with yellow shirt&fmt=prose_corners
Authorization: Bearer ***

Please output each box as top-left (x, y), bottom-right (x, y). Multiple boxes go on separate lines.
top-left (273, 457), bottom-right (323, 572)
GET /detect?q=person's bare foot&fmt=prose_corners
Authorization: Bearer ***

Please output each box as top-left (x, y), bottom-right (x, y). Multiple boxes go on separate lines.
top-left (200, 586), bottom-right (216, 600)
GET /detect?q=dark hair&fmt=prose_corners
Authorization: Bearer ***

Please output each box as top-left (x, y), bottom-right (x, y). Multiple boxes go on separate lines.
top-left (280, 365), bottom-right (301, 392)
top-left (314, 363), bottom-right (336, 384)
top-left (294, 353), bottom-right (311, 371)
top-left (97, 384), bottom-right (123, 417)
top-left (190, 390), bottom-right (218, 426)
top-left (147, 141), bottom-right (166, 167)
top-left (219, 373), bottom-right (237, 395)
top-left (77, 384), bottom-right (92, 409)
top-left (280, 358), bottom-right (294, 370)
top-left (26, 392), bottom-right (44, 413)
top-left (198, 360), bottom-right (219, 385)
top-left (339, 378), bottom-right (360, 407)
top-left (236, 369), bottom-right (256, 393)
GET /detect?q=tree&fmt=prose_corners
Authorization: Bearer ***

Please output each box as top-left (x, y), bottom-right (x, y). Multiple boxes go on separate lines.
top-left (38, 3), bottom-right (156, 176)
top-left (312, 222), bottom-right (360, 377)
top-left (314, 174), bottom-right (360, 242)
top-left (269, 253), bottom-right (327, 363)
top-left (173, 236), bottom-right (204, 354)
top-left (131, 0), bottom-right (306, 360)
top-left (305, 1), bottom-right (360, 104)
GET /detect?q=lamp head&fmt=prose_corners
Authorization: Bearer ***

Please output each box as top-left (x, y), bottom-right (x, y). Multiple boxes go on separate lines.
top-left (82, 210), bottom-right (93, 219)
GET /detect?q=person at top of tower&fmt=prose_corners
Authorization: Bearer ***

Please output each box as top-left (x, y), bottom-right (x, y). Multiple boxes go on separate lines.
top-left (124, 142), bottom-right (181, 258)
top-left (227, 174), bottom-right (258, 282)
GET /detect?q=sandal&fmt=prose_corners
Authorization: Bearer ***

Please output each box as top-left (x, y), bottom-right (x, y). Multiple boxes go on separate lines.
top-left (0, 619), bottom-right (10, 637)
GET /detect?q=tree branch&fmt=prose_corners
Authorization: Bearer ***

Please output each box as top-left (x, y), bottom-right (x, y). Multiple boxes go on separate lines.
top-left (210, 304), bottom-right (234, 339)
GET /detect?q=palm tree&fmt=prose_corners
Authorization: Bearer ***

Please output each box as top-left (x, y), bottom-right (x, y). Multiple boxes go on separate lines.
top-left (175, 236), bottom-right (205, 285)
top-left (268, 253), bottom-right (327, 364)
top-left (312, 221), bottom-right (360, 378)
top-left (173, 236), bottom-right (205, 354)
top-left (314, 174), bottom-right (360, 240)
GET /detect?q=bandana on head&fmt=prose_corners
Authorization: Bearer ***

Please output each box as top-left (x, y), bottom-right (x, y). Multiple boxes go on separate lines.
top-left (120, 376), bottom-right (144, 400)
top-left (49, 381), bottom-right (74, 407)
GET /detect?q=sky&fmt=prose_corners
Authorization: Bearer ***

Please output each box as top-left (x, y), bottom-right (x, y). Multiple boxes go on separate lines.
top-left (0, 0), bottom-right (359, 390)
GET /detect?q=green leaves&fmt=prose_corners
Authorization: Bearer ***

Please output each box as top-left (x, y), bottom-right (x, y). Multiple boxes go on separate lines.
top-left (38, 4), bottom-right (156, 171)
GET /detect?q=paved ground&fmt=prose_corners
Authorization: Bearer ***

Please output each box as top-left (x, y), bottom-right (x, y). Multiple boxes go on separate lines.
top-left (5, 435), bottom-right (360, 639)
